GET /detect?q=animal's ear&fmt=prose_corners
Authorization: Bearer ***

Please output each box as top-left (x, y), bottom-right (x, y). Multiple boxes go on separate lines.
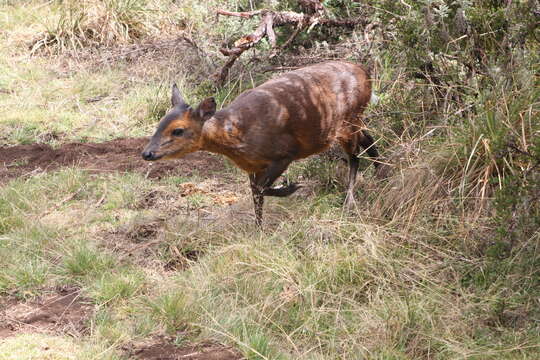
top-left (195, 97), bottom-right (216, 121)
top-left (171, 83), bottom-right (186, 108)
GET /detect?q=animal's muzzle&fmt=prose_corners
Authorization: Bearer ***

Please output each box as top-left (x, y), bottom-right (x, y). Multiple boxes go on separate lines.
top-left (142, 150), bottom-right (157, 161)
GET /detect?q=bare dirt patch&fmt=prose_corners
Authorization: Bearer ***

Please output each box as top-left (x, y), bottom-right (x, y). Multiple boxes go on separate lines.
top-left (131, 189), bottom-right (177, 210)
top-left (0, 137), bottom-right (225, 183)
top-left (0, 288), bottom-right (93, 339)
top-left (125, 340), bottom-right (242, 360)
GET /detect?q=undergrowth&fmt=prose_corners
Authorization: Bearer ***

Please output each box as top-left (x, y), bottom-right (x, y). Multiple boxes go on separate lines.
top-left (0, 0), bottom-right (538, 359)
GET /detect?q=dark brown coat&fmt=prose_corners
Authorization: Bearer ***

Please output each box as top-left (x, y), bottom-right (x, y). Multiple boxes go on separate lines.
top-left (143, 61), bottom-right (379, 225)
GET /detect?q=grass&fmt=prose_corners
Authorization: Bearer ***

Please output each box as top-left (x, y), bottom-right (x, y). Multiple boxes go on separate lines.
top-left (1, 0), bottom-right (539, 359)
top-left (0, 165), bottom-right (538, 358)
top-left (0, 52), bottom-right (166, 144)
top-left (0, 334), bottom-right (120, 360)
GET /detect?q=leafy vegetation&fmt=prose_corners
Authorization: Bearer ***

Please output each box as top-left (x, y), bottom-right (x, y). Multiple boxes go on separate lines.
top-left (0, 0), bottom-right (538, 359)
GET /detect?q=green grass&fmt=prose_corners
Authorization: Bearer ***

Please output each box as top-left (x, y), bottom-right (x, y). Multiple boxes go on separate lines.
top-left (0, 333), bottom-right (122, 360)
top-left (90, 269), bottom-right (146, 304)
top-left (0, 55), bottom-right (162, 144)
top-left (0, 164), bottom-right (538, 358)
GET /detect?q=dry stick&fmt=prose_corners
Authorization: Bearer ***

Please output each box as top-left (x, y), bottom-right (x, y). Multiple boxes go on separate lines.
top-left (266, 15), bottom-right (277, 47)
top-left (40, 189), bottom-right (82, 217)
top-left (213, 6), bottom-right (367, 86)
top-left (214, 11), bottom-right (275, 85)
top-left (271, 19), bottom-right (307, 58)
top-left (216, 9), bottom-right (262, 19)
top-left (215, 53), bottom-right (241, 86)
top-left (219, 12), bottom-right (274, 56)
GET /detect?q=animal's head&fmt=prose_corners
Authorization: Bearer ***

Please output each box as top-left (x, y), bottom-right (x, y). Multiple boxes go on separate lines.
top-left (142, 84), bottom-right (216, 161)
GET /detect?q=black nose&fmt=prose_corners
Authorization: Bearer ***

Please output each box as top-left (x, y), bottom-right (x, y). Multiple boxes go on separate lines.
top-left (142, 151), bottom-right (155, 161)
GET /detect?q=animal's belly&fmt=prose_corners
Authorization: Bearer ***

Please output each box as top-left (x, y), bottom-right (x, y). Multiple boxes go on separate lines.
top-left (294, 142), bottom-right (333, 160)
top-left (292, 125), bottom-right (337, 159)
top-left (226, 154), bottom-right (269, 174)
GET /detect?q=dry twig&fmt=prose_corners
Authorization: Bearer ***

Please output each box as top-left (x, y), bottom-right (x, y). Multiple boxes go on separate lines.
top-left (212, 1), bottom-right (367, 86)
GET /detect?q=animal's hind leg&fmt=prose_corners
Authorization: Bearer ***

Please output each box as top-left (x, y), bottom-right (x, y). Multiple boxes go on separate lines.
top-left (339, 135), bottom-right (360, 209)
top-left (344, 154), bottom-right (360, 209)
top-left (358, 130), bottom-right (379, 168)
top-left (340, 128), bottom-right (380, 208)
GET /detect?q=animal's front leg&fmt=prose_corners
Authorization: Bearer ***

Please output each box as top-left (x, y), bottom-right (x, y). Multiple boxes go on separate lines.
top-left (263, 183), bottom-right (301, 197)
top-left (344, 154), bottom-right (359, 209)
top-left (249, 174), bottom-right (264, 226)
top-left (249, 159), bottom-right (294, 226)
top-left (259, 159), bottom-right (294, 189)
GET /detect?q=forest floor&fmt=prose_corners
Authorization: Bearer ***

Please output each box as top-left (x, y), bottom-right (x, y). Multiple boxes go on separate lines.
top-left (0, 138), bottom-right (248, 360)
top-left (0, 138), bottom-right (224, 183)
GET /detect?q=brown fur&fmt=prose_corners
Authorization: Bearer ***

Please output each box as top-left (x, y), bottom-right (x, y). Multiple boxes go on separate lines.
top-left (143, 61), bottom-right (378, 225)
top-left (202, 62), bottom-right (371, 172)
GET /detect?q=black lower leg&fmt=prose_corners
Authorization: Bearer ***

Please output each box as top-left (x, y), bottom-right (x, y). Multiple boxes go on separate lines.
top-left (249, 159), bottom-right (295, 225)
top-left (259, 159), bottom-right (294, 189)
top-left (263, 183), bottom-right (301, 197)
top-left (346, 155), bottom-right (359, 200)
top-left (359, 130), bottom-right (379, 168)
top-left (249, 174), bottom-right (264, 226)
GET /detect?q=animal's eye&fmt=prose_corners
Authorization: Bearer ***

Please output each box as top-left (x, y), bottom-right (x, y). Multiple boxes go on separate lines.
top-left (171, 128), bottom-right (184, 137)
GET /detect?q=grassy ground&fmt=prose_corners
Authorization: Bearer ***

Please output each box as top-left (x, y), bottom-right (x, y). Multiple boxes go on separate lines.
top-left (1, 1), bottom-right (539, 359)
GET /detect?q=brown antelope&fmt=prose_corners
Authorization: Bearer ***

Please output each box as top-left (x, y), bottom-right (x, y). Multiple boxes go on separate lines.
top-left (142, 61), bottom-right (379, 225)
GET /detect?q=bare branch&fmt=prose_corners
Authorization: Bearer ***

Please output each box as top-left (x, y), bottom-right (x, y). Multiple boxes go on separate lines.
top-left (213, 53), bottom-right (241, 87)
top-left (280, 20), bottom-right (306, 50)
top-left (212, 1), bottom-right (368, 87)
top-left (216, 9), bottom-right (262, 19)
top-left (219, 12), bottom-right (273, 57)
top-left (266, 15), bottom-right (277, 47)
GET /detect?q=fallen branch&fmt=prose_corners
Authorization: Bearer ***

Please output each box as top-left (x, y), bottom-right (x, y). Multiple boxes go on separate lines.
top-left (262, 66), bottom-right (301, 73)
top-left (218, 11), bottom-right (276, 57)
top-left (40, 189), bottom-right (82, 217)
top-left (216, 9), bottom-right (262, 19)
top-left (215, 53), bottom-right (241, 86)
top-left (212, 2), bottom-right (368, 86)
top-left (277, 18), bottom-right (306, 52)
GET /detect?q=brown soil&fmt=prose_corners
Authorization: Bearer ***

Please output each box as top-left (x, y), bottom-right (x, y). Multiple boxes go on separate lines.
top-left (126, 341), bottom-right (242, 360)
top-left (0, 288), bottom-right (93, 339)
top-left (0, 137), bottom-right (225, 183)
top-left (131, 189), bottom-right (177, 210)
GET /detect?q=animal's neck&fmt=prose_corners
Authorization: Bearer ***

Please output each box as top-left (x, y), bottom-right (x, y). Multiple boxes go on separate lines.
top-left (200, 110), bottom-right (234, 156)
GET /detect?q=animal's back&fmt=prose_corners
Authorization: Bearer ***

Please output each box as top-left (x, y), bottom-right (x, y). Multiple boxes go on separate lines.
top-left (206, 61), bottom-right (371, 171)
top-left (257, 61), bottom-right (371, 124)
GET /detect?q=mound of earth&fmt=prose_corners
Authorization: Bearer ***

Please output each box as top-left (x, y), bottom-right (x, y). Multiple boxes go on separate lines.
top-left (0, 137), bottom-right (225, 183)
top-left (126, 341), bottom-right (242, 360)
top-left (0, 288), bottom-right (93, 339)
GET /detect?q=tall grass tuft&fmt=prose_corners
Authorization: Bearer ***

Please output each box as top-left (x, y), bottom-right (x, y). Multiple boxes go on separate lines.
top-left (32, 0), bottom-right (165, 51)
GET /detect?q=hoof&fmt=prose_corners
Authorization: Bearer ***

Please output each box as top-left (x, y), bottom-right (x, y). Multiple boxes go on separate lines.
top-left (344, 192), bottom-right (357, 210)
top-left (263, 183), bottom-right (302, 197)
